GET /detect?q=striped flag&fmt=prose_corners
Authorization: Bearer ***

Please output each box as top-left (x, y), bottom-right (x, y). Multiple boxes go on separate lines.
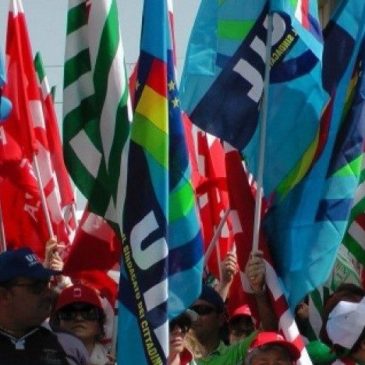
top-left (63, 0), bottom-right (131, 225)
top-left (118, 0), bottom-right (203, 363)
top-left (35, 53), bottom-right (75, 210)
top-left (342, 153), bottom-right (365, 280)
top-left (33, 53), bottom-right (72, 246)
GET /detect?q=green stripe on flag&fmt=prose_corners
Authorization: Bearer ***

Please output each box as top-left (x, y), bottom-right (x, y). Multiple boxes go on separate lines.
top-left (63, 95), bottom-right (97, 139)
top-left (67, 3), bottom-right (88, 34)
top-left (218, 20), bottom-right (254, 40)
top-left (34, 53), bottom-right (45, 82)
top-left (64, 50), bottom-right (91, 87)
top-left (132, 113), bottom-right (168, 169)
top-left (348, 197), bottom-right (365, 222)
top-left (169, 183), bottom-right (195, 222)
top-left (343, 234), bottom-right (365, 266)
top-left (333, 155), bottom-right (363, 177)
top-left (93, 1), bottom-right (120, 114)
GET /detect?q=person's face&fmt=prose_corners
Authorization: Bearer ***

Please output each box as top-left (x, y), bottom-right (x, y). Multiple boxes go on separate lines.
top-left (190, 300), bottom-right (224, 342)
top-left (169, 320), bottom-right (190, 356)
top-left (4, 277), bottom-right (54, 330)
top-left (58, 304), bottom-right (102, 343)
top-left (228, 316), bottom-right (254, 344)
top-left (250, 346), bottom-right (293, 365)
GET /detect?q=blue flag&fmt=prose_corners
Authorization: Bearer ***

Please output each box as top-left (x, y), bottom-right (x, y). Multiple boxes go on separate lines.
top-left (180, 0), bottom-right (326, 199)
top-left (0, 49), bottom-right (12, 121)
top-left (118, 0), bottom-right (203, 363)
top-left (264, 1), bottom-right (365, 309)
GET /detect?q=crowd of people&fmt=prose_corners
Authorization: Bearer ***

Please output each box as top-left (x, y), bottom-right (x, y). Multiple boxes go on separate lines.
top-left (1, 241), bottom-right (365, 365)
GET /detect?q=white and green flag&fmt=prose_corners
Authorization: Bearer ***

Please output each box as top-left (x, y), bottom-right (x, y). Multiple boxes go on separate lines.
top-left (63, 0), bottom-right (131, 224)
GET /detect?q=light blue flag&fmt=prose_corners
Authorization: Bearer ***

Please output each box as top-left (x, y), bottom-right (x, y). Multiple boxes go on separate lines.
top-left (118, 0), bottom-right (203, 363)
top-left (0, 50), bottom-right (12, 121)
top-left (180, 0), bottom-right (327, 200)
top-left (265, 0), bottom-right (365, 309)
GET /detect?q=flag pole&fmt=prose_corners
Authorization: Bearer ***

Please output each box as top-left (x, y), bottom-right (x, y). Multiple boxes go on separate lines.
top-left (204, 208), bottom-right (230, 265)
top-left (252, 12), bottom-right (273, 253)
top-left (33, 153), bottom-right (54, 238)
top-left (0, 201), bottom-right (7, 252)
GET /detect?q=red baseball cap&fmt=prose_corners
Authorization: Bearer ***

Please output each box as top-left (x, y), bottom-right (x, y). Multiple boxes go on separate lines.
top-left (249, 332), bottom-right (301, 361)
top-left (230, 304), bottom-right (252, 319)
top-left (54, 284), bottom-right (102, 312)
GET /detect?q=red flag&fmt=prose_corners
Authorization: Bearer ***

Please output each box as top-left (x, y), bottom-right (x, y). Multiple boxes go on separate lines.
top-left (63, 209), bottom-right (121, 276)
top-left (35, 53), bottom-right (75, 208)
top-left (3, 0), bottom-right (39, 157)
top-left (183, 114), bottom-right (233, 279)
top-left (0, 0), bottom-right (68, 255)
top-left (0, 167), bottom-right (49, 259)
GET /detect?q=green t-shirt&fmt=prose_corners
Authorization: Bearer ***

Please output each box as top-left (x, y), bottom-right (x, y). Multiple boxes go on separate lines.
top-left (194, 331), bottom-right (256, 365)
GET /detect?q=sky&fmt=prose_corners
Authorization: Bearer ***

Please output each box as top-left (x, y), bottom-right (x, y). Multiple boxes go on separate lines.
top-left (0, 0), bottom-right (200, 208)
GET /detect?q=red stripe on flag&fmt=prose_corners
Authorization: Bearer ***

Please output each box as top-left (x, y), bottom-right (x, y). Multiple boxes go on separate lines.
top-left (356, 213), bottom-right (365, 230)
top-left (146, 58), bottom-right (167, 97)
top-left (300, 0), bottom-right (310, 29)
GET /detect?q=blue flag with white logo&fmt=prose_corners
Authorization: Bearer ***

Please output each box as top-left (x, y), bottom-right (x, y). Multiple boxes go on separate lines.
top-left (265, 0), bottom-right (365, 308)
top-left (180, 0), bottom-right (326, 200)
top-left (118, 0), bottom-right (203, 363)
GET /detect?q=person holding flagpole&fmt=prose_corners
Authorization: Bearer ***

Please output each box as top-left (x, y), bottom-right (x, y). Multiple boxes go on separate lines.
top-left (188, 252), bottom-right (277, 365)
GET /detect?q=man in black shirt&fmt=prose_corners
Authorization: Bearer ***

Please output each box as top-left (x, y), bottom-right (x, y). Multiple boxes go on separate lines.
top-left (0, 247), bottom-right (84, 365)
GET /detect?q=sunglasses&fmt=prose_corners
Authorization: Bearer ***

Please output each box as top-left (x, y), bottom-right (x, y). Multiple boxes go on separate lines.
top-left (190, 304), bottom-right (216, 316)
top-left (169, 317), bottom-right (191, 334)
top-left (11, 280), bottom-right (50, 295)
top-left (58, 306), bottom-right (100, 321)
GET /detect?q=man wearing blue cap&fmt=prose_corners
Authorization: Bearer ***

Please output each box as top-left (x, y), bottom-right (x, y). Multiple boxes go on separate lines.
top-left (0, 247), bottom-right (83, 365)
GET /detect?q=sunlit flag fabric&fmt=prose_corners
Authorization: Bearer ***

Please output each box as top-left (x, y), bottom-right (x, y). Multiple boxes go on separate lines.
top-left (180, 0), bottom-right (326, 200)
top-left (264, 1), bottom-right (365, 309)
top-left (118, 0), bottom-right (203, 363)
top-left (63, 0), bottom-right (131, 225)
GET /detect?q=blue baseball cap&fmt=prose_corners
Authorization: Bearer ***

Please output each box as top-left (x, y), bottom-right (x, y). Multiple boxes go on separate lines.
top-left (199, 284), bottom-right (225, 312)
top-left (0, 247), bottom-right (61, 282)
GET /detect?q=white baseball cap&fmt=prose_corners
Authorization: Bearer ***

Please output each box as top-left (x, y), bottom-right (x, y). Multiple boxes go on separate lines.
top-left (326, 298), bottom-right (365, 349)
